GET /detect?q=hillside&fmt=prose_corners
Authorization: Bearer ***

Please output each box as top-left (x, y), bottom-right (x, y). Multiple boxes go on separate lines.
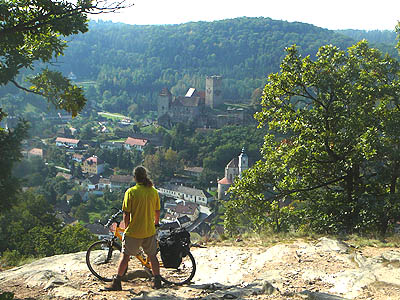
top-left (1, 237), bottom-right (400, 300)
top-left (3, 17), bottom-right (399, 117)
top-left (0, 17), bottom-right (358, 116)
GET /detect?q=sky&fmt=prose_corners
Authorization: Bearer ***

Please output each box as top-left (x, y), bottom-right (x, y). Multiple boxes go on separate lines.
top-left (93, 0), bottom-right (400, 31)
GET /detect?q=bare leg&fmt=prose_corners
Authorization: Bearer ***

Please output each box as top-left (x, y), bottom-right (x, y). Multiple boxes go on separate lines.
top-left (117, 253), bottom-right (130, 276)
top-left (149, 254), bottom-right (160, 276)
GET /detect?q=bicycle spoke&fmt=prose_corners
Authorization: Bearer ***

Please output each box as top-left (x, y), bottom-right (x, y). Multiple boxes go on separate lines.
top-left (86, 241), bottom-right (122, 282)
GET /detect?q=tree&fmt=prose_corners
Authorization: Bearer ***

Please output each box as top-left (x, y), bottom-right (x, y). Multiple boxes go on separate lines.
top-left (226, 41), bottom-right (400, 235)
top-left (0, 0), bottom-right (133, 212)
top-left (144, 148), bottom-right (183, 184)
top-left (1, 0), bottom-right (133, 116)
top-left (0, 116), bottom-right (28, 210)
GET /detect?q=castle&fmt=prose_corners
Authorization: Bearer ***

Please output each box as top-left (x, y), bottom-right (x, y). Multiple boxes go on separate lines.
top-left (157, 76), bottom-right (248, 128)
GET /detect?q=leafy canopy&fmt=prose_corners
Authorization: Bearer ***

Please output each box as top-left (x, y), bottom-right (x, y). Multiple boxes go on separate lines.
top-left (0, 0), bottom-right (132, 211)
top-left (226, 40), bottom-right (400, 235)
top-left (0, 0), bottom-right (132, 116)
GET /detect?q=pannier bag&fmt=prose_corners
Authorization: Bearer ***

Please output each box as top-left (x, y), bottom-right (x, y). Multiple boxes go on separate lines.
top-left (159, 227), bottom-right (191, 269)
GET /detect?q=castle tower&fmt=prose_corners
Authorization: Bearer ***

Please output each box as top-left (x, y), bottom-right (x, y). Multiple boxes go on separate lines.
top-left (158, 88), bottom-right (172, 117)
top-left (238, 147), bottom-right (248, 178)
top-left (205, 75), bottom-right (222, 109)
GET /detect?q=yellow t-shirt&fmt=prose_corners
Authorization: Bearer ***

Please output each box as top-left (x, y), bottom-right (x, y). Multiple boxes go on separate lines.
top-left (122, 183), bottom-right (160, 238)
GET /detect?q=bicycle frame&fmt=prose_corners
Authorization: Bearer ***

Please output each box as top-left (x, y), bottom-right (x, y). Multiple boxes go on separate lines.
top-left (111, 224), bottom-right (153, 269)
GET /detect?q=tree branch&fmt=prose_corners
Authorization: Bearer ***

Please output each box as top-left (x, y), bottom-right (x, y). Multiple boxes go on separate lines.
top-left (0, 1), bottom-right (133, 36)
top-left (10, 79), bottom-right (45, 97)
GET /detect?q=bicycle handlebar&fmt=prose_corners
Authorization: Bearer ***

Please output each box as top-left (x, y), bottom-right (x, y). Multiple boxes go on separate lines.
top-left (104, 209), bottom-right (123, 228)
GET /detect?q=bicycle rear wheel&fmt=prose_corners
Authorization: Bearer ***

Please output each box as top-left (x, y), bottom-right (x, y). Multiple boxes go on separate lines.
top-left (157, 249), bottom-right (196, 285)
top-left (86, 240), bottom-right (122, 282)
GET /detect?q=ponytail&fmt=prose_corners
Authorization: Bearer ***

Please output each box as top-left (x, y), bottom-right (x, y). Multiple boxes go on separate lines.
top-left (134, 166), bottom-right (153, 187)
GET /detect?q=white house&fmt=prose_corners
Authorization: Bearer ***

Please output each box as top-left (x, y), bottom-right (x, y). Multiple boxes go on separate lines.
top-left (124, 137), bottom-right (148, 152)
top-left (158, 183), bottom-right (213, 206)
top-left (55, 137), bottom-right (81, 148)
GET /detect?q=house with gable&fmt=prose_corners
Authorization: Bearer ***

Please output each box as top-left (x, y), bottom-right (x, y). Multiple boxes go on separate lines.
top-left (110, 174), bottom-right (134, 190)
top-left (55, 137), bottom-right (81, 148)
top-left (183, 166), bottom-right (203, 179)
top-left (82, 155), bottom-right (105, 175)
top-left (124, 137), bottom-right (148, 152)
top-left (98, 177), bottom-right (111, 190)
top-left (82, 175), bottom-right (100, 191)
top-left (158, 183), bottom-right (213, 206)
top-left (174, 202), bottom-right (200, 222)
top-left (28, 148), bottom-right (44, 159)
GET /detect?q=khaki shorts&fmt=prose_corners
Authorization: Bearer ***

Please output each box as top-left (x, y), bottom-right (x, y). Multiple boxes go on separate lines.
top-left (122, 234), bottom-right (157, 257)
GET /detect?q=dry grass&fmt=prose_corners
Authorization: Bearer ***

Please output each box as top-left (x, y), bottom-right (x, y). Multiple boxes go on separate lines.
top-left (198, 230), bottom-right (400, 250)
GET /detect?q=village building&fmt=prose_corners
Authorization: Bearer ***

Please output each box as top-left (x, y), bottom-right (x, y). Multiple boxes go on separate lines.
top-left (55, 137), bottom-right (81, 148)
top-left (183, 166), bottom-right (204, 178)
top-left (98, 177), bottom-right (111, 190)
top-left (28, 148), bottom-right (44, 159)
top-left (218, 148), bottom-right (249, 200)
top-left (82, 175), bottom-right (100, 191)
top-left (110, 174), bottom-right (134, 190)
top-left (72, 153), bottom-right (84, 163)
top-left (124, 137), bottom-right (148, 152)
top-left (56, 172), bottom-right (72, 180)
top-left (173, 202), bottom-right (200, 222)
top-left (158, 183), bottom-right (213, 206)
top-left (82, 156), bottom-right (105, 175)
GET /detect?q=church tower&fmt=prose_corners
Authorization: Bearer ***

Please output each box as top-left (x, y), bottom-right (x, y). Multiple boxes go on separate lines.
top-left (158, 88), bottom-right (172, 117)
top-left (238, 147), bottom-right (249, 178)
top-left (205, 75), bottom-right (222, 109)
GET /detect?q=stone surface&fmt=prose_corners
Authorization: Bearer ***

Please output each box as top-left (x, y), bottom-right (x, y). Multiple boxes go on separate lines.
top-left (1, 238), bottom-right (400, 300)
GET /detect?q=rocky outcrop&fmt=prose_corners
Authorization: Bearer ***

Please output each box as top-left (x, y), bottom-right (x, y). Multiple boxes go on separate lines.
top-left (1, 238), bottom-right (400, 299)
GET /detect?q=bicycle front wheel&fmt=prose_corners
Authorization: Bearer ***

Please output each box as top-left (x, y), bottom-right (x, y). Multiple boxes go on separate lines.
top-left (158, 249), bottom-right (196, 285)
top-left (86, 240), bottom-right (122, 282)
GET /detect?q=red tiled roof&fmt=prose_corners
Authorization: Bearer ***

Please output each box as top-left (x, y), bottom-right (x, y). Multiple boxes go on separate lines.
top-left (56, 137), bottom-right (80, 144)
top-left (125, 137), bottom-right (148, 147)
top-left (175, 202), bottom-right (198, 215)
top-left (218, 177), bottom-right (232, 185)
top-left (56, 172), bottom-right (72, 180)
top-left (85, 156), bottom-right (103, 164)
top-left (29, 148), bottom-right (43, 156)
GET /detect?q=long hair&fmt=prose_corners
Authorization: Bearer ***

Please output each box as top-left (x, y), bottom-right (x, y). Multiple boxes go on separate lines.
top-left (134, 166), bottom-right (153, 187)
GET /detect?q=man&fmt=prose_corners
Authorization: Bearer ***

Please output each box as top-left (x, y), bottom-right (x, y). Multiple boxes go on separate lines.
top-left (105, 166), bottom-right (161, 291)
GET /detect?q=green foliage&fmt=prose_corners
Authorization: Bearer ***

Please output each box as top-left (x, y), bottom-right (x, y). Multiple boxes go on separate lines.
top-left (36, 17), bottom-right (361, 113)
top-left (55, 223), bottom-right (97, 254)
top-left (226, 40), bottom-right (400, 235)
top-left (0, 191), bottom-right (96, 266)
top-left (144, 148), bottom-right (183, 184)
top-left (0, 112), bottom-right (28, 211)
top-left (0, 292), bottom-right (15, 300)
top-left (0, 0), bottom-right (91, 116)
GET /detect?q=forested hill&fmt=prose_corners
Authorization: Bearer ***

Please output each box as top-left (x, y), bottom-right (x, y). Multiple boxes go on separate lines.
top-left (55, 17), bottom-right (361, 108)
top-left (5, 18), bottom-right (398, 115)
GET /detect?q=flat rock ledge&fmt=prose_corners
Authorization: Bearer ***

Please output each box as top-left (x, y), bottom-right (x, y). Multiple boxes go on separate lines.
top-left (1, 237), bottom-right (400, 300)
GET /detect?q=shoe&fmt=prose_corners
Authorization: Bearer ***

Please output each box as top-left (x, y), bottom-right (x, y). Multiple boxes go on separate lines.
top-left (153, 275), bottom-right (162, 289)
top-left (104, 277), bottom-right (122, 291)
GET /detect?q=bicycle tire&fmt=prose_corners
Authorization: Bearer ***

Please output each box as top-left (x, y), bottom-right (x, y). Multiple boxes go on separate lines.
top-left (86, 240), bottom-right (123, 282)
top-left (157, 249), bottom-right (196, 285)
